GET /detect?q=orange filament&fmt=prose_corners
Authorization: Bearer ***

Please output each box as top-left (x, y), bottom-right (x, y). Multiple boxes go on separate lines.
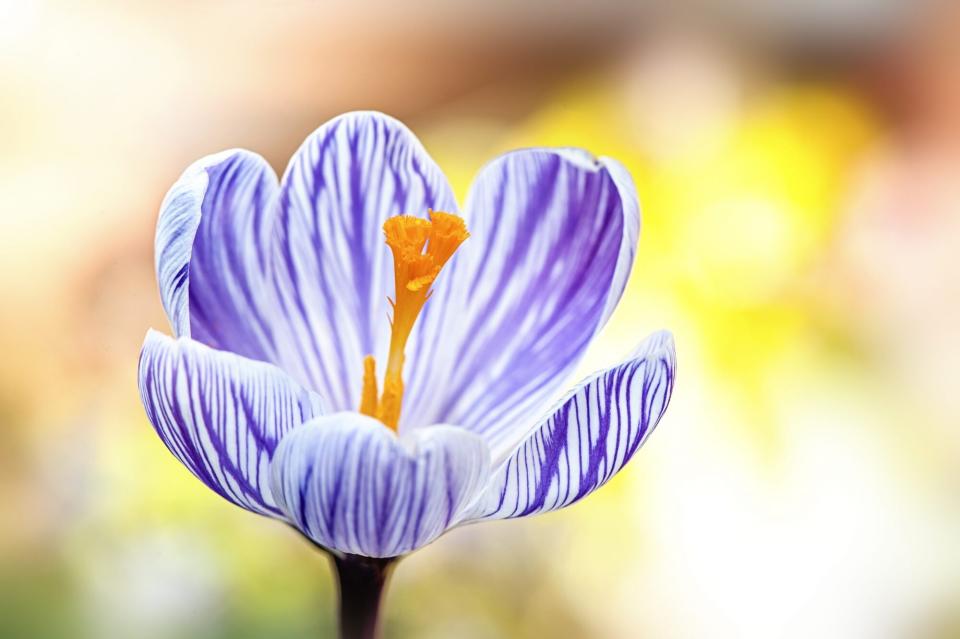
top-left (359, 355), bottom-right (379, 416)
top-left (358, 210), bottom-right (469, 430)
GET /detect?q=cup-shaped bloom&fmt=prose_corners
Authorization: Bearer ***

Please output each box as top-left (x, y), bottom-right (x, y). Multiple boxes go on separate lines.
top-left (139, 111), bottom-right (675, 558)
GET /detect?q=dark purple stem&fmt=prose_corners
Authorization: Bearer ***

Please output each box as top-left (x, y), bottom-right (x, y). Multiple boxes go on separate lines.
top-left (332, 554), bottom-right (396, 639)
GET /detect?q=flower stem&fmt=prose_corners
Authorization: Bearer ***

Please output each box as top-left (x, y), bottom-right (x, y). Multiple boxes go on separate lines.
top-left (332, 554), bottom-right (396, 639)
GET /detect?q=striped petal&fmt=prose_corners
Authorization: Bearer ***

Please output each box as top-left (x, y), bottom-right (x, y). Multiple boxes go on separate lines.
top-left (270, 414), bottom-right (489, 558)
top-left (403, 149), bottom-right (640, 450)
top-left (469, 330), bottom-right (674, 521)
top-left (155, 150), bottom-right (281, 364)
top-left (269, 112), bottom-right (458, 411)
top-left (138, 330), bottom-right (326, 516)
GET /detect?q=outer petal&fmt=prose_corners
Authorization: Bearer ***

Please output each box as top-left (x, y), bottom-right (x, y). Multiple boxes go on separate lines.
top-left (468, 330), bottom-right (674, 521)
top-left (269, 112), bottom-right (458, 410)
top-left (138, 330), bottom-right (326, 516)
top-left (403, 149), bottom-right (640, 448)
top-left (270, 414), bottom-right (490, 558)
top-left (155, 150), bottom-right (281, 363)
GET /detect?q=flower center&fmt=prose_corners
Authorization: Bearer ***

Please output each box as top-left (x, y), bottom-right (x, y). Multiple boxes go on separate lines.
top-left (359, 210), bottom-right (469, 430)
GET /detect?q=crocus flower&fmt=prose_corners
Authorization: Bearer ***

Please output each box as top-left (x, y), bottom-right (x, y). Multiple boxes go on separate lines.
top-left (138, 111), bottom-right (675, 638)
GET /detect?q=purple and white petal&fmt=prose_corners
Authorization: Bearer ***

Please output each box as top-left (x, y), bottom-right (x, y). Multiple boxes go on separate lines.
top-left (138, 330), bottom-right (326, 516)
top-left (269, 112), bottom-right (458, 411)
top-left (270, 414), bottom-right (489, 558)
top-left (467, 330), bottom-right (674, 521)
top-left (403, 149), bottom-right (640, 448)
top-left (155, 150), bottom-right (281, 364)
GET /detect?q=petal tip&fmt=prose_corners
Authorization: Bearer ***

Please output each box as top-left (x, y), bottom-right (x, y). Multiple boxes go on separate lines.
top-left (488, 146), bottom-right (606, 174)
top-left (635, 329), bottom-right (677, 368)
top-left (143, 327), bottom-right (167, 342)
top-left (651, 329), bottom-right (676, 352)
top-left (553, 147), bottom-right (603, 171)
top-left (140, 328), bottom-right (177, 357)
top-left (293, 111), bottom-right (418, 157)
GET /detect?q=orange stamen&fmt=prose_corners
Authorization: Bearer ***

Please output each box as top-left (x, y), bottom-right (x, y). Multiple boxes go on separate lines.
top-left (358, 210), bottom-right (469, 430)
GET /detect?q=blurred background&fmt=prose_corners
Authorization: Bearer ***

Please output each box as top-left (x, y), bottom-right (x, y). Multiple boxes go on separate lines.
top-left (2, 1), bottom-right (960, 637)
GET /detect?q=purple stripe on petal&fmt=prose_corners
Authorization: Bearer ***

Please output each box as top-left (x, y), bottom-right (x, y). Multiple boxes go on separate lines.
top-left (138, 330), bottom-right (326, 516)
top-left (155, 150), bottom-right (281, 364)
top-left (268, 112), bottom-right (458, 411)
top-left (270, 414), bottom-right (489, 558)
top-left (402, 150), bottom-right (640, 450)
top-left (468, 330), bottom-right (675, 521)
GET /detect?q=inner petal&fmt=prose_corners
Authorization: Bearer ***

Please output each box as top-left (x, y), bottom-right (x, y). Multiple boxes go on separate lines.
top-left (400, 149), bottom-right (638, 448)
top-left (267, 112), bottom-right (459, 413)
